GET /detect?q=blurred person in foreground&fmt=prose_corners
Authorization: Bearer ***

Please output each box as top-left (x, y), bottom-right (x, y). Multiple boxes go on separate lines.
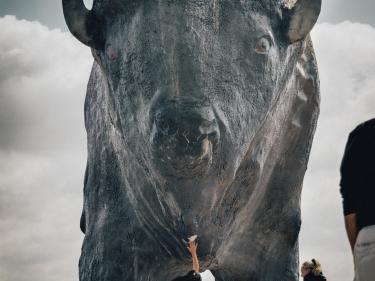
top-left (301, 259), bottom-right (327, 281)
top-left (340, 118), bottom-right (375, 281)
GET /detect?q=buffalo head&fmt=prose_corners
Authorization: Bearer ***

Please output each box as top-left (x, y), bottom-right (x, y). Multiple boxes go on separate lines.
top-left (63, 0), bottom-right (321, 280)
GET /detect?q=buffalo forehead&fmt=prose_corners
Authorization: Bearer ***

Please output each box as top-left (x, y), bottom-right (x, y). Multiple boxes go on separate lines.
top-left (91, 0), bottom-right (281, 20)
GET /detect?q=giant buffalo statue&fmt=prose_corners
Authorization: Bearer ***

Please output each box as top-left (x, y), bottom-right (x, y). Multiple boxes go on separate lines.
top-left (63, 0), bottom-right (321, 280)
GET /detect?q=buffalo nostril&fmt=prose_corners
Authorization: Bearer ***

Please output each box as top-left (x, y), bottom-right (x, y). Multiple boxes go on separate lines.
top-left (155, 112), bottom-right (177, 135)
top-left (198, 120), bottom-right (219, 145)
top-left (207, 131), bottom-right (219, 144)
top-left (158, 120), bottom-right (169, 133)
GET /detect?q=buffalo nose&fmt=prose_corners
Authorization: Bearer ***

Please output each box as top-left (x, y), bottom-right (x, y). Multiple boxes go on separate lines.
top-left (153, 107), bottom-right (219, 148)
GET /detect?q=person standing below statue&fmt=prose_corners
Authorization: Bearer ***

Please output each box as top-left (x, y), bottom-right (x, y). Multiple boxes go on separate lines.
top-left (172, 236), bottom-right (201, 281)
top-left (340, 118), bottom-right (375, 281)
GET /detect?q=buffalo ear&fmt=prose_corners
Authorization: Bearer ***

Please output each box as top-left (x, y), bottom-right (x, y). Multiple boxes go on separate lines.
top-left (283, 0), bottom-right (322, 43)
top-left (62, 0), bottom-right (105, 49)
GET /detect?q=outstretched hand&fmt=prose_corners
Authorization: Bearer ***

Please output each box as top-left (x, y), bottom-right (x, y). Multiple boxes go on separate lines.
top-left (187, 240), bottom-right (198, 255)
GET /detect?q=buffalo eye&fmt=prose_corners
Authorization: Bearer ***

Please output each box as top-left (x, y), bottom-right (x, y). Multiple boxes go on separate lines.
top-left (255, 36), bottom-right (272, 54)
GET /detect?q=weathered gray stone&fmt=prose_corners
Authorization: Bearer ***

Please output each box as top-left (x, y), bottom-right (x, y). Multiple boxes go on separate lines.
top-left (63, 0), bottom-right (321, 280)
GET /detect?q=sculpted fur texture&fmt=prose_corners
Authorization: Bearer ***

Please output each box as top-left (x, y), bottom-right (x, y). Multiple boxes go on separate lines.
top-left (63, 0), bottom-right (321, 280)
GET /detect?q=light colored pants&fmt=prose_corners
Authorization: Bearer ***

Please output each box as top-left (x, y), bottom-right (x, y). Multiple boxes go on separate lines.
top-left (354, 225), bottom-right (375, 281)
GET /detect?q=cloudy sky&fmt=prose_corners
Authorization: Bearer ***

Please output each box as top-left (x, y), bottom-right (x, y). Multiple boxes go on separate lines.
top-left (1, 1), bottom-right (375, 281)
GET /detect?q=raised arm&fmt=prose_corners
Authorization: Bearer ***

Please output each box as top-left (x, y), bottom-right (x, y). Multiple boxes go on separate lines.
top-left (344, 213), bottom-right (358, 251)
top-left (187, 240), bottom-right (200, 273)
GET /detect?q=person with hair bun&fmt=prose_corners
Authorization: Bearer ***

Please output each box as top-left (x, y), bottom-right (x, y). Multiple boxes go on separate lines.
top-left (300, 259), bottom-right (327, 281)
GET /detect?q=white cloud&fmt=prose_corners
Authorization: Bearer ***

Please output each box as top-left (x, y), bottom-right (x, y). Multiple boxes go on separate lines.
top-left (299, 22), bottom-right (375, 281)
top-left (1, 16), bottom-right (375, 281)
top-left (0, 15), bottom-right (92, 153)
top-left (0, 15), bottom-right (91, 281)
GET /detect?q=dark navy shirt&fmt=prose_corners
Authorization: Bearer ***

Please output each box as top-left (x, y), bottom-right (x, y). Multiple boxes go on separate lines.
top-left (172, 271), bottom-right (202, 281)
top-left (340, 118), bottom-right (375, 230)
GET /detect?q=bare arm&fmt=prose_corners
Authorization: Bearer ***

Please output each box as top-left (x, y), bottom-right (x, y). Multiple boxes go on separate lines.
top-left (340, 131), bottom-right (362, 252)
top-left (187, 240), bottom-right (200, 273)
top-left (344, 213), bottom-right (358, 251)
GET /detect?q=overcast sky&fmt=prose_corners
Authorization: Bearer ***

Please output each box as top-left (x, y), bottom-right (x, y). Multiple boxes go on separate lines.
top-left (0, 1), bottom-right (375, 281)
top-left (1, 0), bottom-right (375, 29)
